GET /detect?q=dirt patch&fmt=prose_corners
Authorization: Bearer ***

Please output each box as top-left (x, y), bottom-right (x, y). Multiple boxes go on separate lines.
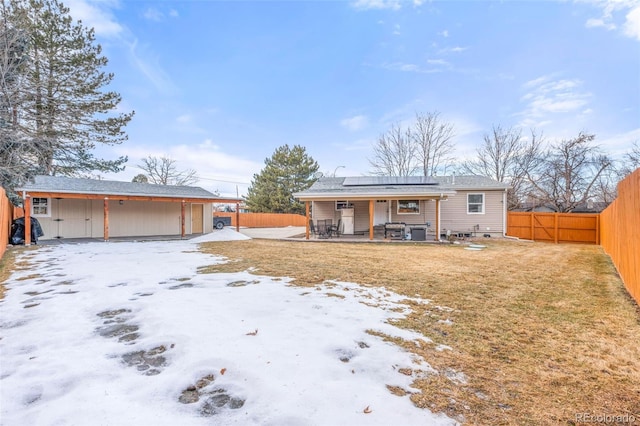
top-left (199, 238), bottom-right (640, 425)
top-left (178, 373), bottom-right (245, 416)
top-left (122, 345), bottom-right (168, 375)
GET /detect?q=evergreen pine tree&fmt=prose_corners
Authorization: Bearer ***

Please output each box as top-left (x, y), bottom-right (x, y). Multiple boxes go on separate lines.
top-left (246, 145), bottom-right (319, 214)
top-left (0, 0), bottom-right (133, 194)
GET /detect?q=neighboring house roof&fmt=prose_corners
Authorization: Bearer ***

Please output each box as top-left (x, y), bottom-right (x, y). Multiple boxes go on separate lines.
top-left (512, 201), bottom-right (609, 213)
top-left (511, 202), bottom-right (558, 212)
top-left (17, 175), bottom-right (223, 201)
top-left (294, 175), bottom-right (509, 200)
top-left (571, 201), bottom-right (609, 213)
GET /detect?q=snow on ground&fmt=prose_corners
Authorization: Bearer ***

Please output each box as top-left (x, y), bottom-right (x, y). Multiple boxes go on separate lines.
top-left (0, 229), bottom-right (455, 426)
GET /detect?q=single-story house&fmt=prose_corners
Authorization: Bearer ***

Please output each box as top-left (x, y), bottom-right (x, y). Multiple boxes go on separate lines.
top-left (294, 175), bottom-right (510, 241)
top-left (15, 175), bottom-right (241, 244)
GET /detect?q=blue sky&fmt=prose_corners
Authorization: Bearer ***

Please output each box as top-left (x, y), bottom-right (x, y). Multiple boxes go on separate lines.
top-left (67, 0), bottom-right (639, 197)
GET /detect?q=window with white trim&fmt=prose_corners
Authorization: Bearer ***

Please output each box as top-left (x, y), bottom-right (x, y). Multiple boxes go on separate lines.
top-left (397, 200), bottom-right (420, 214)
top-left (467, 193), bottom-right (484, 214)
top-left (32, 197), bottom-right (51, 217)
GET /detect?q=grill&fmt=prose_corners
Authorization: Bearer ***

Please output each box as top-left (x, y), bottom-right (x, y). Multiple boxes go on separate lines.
top-left (384, 222), bottom-right (406, 240)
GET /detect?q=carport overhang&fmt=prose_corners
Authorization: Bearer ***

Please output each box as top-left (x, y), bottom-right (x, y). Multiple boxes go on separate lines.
top-left (19, 189), bottom-right (243, 245)
top-left (295, 190), bottom-right (457, 240)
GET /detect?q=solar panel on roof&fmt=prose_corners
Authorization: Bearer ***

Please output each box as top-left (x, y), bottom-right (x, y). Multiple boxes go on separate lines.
top-left (343, 176), bottom-right (438, 186)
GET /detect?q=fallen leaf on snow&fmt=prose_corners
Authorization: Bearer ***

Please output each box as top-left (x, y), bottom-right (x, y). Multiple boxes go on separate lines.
top-left (363, 406), bottom-right (372, 414)
top-left (220, 368), bottom-right (226, 375)
top-left (246, 329), bottom-right (258, 336)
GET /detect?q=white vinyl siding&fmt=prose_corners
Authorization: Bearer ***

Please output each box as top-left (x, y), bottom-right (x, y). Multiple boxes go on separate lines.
top-left (440, 191), bottom-right (505, 235)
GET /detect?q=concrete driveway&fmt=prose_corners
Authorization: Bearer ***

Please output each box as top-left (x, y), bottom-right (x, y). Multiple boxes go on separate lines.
top-left (236, 226), bottom-right (305, 239)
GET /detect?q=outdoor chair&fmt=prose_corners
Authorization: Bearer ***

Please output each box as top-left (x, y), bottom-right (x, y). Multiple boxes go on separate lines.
top-left (316, 219), bottom-right (329, 239)
top-left (324, 219), bottom-right (333, 237)
top-left (329, 219), bottom-right (341, 238)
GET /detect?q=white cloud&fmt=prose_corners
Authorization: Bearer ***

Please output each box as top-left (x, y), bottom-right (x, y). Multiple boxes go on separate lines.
top-left (393, 24), bottom-right (401, 35)
top-left (176, 114), bottom-right (192, 124)
top-left (351, 0), bottom-right (402, 11)
top-left (438, 30), bottom-right (449, 37)
top-left (427, 59), bottom-right (450, 66)
top-left (516, 75), bottom-right (592, 128)
top-left (598, 128), bottom-right (640, 156)
top-left (583, 0), bottom-right (640, 41)
top-left (585, 17), bottom-right (616, 30)
top-left (107, 139), bottom-right (262, 196)
top-left (623, 5), bottom-right (640, 40)
top-left (438, 46), bottom-right (468, 54)
top-left (143, 7), bottom-right (164, 22)
top-left (378, 62), bottom-right (445, 73)
top-left (143, 7), bottom-right (180, 22)
top-left (64, 0), bottom-right (123, 38)
top-left (340, 115), bottom-right (370, 131)
top-left (126, 39), bottom-right (178, 94)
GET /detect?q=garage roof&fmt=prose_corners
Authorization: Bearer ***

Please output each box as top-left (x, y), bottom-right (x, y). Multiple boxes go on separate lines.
top-left (17, 175), bottom-right (239, 202)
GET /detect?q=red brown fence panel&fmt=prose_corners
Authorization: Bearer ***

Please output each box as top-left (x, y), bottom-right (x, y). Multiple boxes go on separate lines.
top-left (507, 212), bottom-right (599, 244)
top-left (214, 212), bottom-right (306, 228)
top-left (600, 169), bottom-right (640, 306)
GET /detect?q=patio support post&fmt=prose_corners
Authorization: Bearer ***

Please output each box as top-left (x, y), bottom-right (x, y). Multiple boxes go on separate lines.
top-left (181, 201), bottom-right (186, 238)
top-left (305, 201), bottom-right (310, 240)
top-left (435, 199), bottom-right (440, 241)
top-left (24, 193), bottom-right (31, 246)
top-left (236, 202), bottom-right (240, 232)
top-left (369, 199), bottom-right (374, 240)
top-left (103, 198), bottom-right (109, 241)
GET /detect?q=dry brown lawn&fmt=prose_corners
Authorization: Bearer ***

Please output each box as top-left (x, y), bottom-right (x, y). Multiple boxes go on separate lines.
top-left (199, 238), bottom-right (640, 425)
top-left (0, 248), bottom-right (18, 300)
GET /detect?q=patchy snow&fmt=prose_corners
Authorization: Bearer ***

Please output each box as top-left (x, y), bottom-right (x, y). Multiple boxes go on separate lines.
top-left (0, 230), bottom-right (454, 425)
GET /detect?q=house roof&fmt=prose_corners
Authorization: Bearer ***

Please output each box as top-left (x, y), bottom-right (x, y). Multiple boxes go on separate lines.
top-left (17, 175), bottom-right (227, 201)
top-left (294, 175), bottom-right (509, 200)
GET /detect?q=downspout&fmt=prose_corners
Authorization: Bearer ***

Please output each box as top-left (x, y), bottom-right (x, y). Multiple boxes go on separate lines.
top-left (503, 189), bottom-right (507, 237)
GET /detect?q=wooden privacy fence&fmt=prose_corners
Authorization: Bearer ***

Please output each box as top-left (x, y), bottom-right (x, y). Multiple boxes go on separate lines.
top-left (507, 212), bottom-right (600, 244)
top-left (0, 188), bottom-right (14, 261)
top-left (600, 168), bottom-right (640, 306)
top-left (214, 212), bottom-right (307, 228)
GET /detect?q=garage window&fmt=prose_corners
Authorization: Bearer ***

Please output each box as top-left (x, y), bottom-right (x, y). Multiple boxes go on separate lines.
top-left (32, 197), bottom-right (51, 217)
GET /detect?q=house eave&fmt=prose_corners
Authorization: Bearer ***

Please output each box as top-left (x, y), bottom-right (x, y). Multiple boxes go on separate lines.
top-left (295, 190), bottom-right (457, 201)
top-left (18, 189), bottom-right (240, 204)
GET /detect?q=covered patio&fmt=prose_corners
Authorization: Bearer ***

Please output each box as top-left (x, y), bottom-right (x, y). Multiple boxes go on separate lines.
top-left (295, 176), bottom-right (457, 241)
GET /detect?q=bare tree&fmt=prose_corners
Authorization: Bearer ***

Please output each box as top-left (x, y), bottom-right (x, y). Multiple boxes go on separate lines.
top-left (411, 111), bottom-right (455, 176)
top-left (526, 133), bottom-right (610, 212)
top-left (0, 2), bottom-right (35, 197)
top-left (369, 123), bottom-right (417, 176)
top-left (137, 156), bottom-right (198, 186)
top-left (621, 140), bottom-right (640, 176)
top-left (461, 125), bottom-right (543, 209)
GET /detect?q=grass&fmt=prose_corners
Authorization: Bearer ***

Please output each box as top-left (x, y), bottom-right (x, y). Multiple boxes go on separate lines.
top-left (0, 248), bottom-right (18, 300)
top-left (199, 238), bottom-right (640, 425)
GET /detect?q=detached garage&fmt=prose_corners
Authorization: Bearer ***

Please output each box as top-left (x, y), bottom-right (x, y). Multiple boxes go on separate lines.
top-left (16, 175), bottom-right (238, 243)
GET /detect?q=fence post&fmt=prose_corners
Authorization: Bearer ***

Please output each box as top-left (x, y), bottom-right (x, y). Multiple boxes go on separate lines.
top-left (530, 212), bottom-right (534, 240)
top-left (554, 213), bottom-right (558, 244)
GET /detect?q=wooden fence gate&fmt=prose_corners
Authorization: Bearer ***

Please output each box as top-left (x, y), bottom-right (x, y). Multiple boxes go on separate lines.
top-left (507, 212), bottom-right (600, 244)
